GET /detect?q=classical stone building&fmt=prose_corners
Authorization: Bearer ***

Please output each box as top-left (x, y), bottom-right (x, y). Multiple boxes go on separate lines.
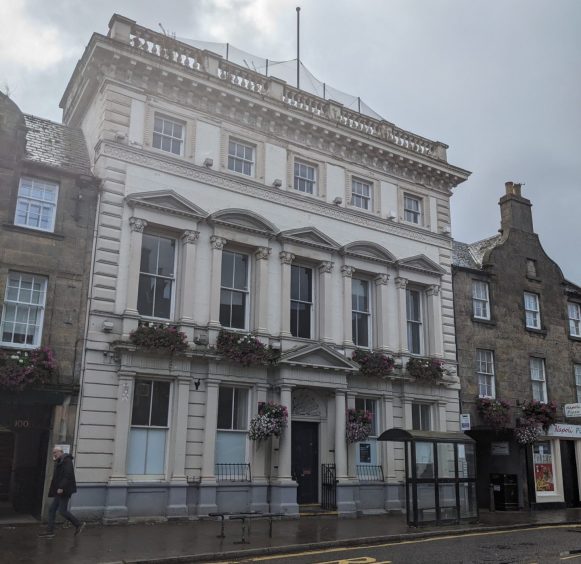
top-left (61, 14), bottom-right (471, 520)
top-left (0, 93), bottom-right (98, 518)
top-left (453, 182), bottom-right (581, 510)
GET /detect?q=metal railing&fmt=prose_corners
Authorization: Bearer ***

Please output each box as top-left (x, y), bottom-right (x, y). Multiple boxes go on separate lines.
top-left (215, 463), bottom-right (252, 482)
top-left (321, 463), bottom-right (337, 510)
top-left (357, 464), bottom-right (384, 482)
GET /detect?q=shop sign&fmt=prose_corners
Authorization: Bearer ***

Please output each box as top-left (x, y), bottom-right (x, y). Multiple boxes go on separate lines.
top-left (564, 404), bottom-right (581, 418)
top-left (491, 441), bottom-right (510, 456)
top-left (545, 423), bottom-right (581, 439)
top-left (460, 414), bottom-right (471, 431)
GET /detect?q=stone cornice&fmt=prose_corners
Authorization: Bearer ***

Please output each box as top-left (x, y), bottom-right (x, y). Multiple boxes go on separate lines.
top-left (62, 33), bottom-right (470, 191)
top-left (97, 140), bottom-right (454, 248)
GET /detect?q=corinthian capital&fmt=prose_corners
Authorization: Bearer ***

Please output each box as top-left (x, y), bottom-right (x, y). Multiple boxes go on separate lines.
top-left (395, 277), bottom-right (408, 289)
top-left (129, 217), bottom-right (147, 233)
top-left (319, 261), bottom-right (334, 274)
top-left (375, 273), bottom-right (390, 286)
top-left (210, 236), bottom-right (227, 250)
top-left (279, 251), bottom-right (295, 265)
top-left (341, 265), bottom-right (356, 278)
top-left (427, 284), bottom-right (441, 296)
top-left (255, 247), bottom-right (272, 261)
top-left (181, 230), bottom-right (200, 245)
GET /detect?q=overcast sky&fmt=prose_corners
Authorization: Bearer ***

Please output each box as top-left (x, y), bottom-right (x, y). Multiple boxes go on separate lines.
top-left (2, 0), bottom-right (580, 283)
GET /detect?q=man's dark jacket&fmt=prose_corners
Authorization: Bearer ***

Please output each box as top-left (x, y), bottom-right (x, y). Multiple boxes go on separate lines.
top-left (48, 454), bottom-right (77, 497)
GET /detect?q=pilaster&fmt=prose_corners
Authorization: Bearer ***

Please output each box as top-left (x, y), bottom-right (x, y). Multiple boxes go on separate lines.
top-left (255, 247), bottom-right (271, 334)
top-left (208, 236), bottom-right (227, 328)
top-left (319, 261), bottom-right (335, 343)
top-left (341, 266), bottom-right (355, 346)
top-left (395, 277), bottom-right (409, 354)
top-left (279, 252), bottom-right (295, 337)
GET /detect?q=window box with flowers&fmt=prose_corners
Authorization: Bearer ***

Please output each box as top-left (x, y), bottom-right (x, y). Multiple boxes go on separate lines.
top-left (406, 357), bottom-right (446, 384)
top-left (129, 322), bottom-right (188, 353)
top-left (352, 349), bottom-right (395, 379)
top-left (476, 398), bottom-right (511, 431)
top-left (216, 330), bottom-right (278, 367)
top-left (249, 401), bottom-right (288, 441)
top-left (514, 400), bottom-right (558, 445)
top-left (0, 348), bottom-right (57, 392)
top-left (346, 408), bottom-right (373, 443)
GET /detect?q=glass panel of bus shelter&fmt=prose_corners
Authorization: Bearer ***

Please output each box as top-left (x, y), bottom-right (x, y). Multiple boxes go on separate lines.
top-left (439, 483), bottom-right (458, 520)
top-left (417, 484), bottom-right (436, 523)
top-left (415, 442), bottom-right (434, 479)
top-left (437, 442), bottom-right (456, 478)
top-left (459, 482), bottom-right (478, 518)
top-left (458, 444), bottom-right (476, 478)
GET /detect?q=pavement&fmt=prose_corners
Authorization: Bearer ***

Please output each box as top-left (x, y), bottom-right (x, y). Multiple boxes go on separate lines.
top-left (1, 508), bottom-right (581, 564)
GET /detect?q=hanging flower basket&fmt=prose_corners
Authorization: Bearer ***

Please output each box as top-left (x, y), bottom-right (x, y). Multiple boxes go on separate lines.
top-left (352, 349), bottom-right (395, 379)
top-left (345, 408), bottom-right (372, 443)
top-left (249, 402), bottom-right (288, 441)
top-left (521, 400), bottom-right (558, 432)
top-left (216, 330), bottom-right (278, 367)
top-left (406, 357), bottom-right (446, 383)
top-left (514, 418), bottom-right (542, 445)
top-left (129, 323), bottom-right (188, 353)
top-left (476, 398), bottom-right (511, 431)
top-left (0, 348), bottom-right (57, 392)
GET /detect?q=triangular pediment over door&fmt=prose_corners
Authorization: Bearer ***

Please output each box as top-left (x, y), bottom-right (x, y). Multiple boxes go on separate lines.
top-left (279, 343), bottom-right (358, 372)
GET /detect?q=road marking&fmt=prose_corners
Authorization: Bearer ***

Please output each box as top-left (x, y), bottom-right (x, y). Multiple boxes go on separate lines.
top-left (561, 556), bottom-right (581, 561)
top-left (315, 559), bottom-right (391, 564)
top-left (249, 524), bottom-right (581, 561)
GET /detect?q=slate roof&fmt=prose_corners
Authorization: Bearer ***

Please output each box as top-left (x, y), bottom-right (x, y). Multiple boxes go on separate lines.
top-left (22, 114), bottom-right (91, 176)
top-left (452, 234), bottom-right (502, 270)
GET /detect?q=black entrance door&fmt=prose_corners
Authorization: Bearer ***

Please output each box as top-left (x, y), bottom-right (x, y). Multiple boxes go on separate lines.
top-left (292, 421), bottom-right (319, 504)
top-left (561, 440), bottom-right (580, 507)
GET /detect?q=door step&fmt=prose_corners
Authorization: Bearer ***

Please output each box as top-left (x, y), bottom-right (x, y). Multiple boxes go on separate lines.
top-left (299, 504), bottom-right (338, 516)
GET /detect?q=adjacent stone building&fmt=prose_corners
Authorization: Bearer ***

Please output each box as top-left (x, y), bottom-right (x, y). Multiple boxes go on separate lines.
top-left (453, 182), bottom-right (581, 510)
top-left (61, 15), bottom-right (471, 521)
top-left (0, 93), bottom-right (98, 518)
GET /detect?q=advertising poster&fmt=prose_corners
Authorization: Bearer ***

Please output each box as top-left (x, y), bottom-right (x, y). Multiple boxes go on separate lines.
top-left (533, 443), bottom-right (555, 493)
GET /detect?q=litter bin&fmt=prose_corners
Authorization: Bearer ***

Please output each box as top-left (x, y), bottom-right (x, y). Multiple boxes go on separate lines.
top-left (490, 473), bottom-right (518, 510)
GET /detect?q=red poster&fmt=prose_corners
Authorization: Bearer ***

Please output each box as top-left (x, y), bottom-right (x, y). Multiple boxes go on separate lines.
top-left (534, 463), bottom-right (555, 492)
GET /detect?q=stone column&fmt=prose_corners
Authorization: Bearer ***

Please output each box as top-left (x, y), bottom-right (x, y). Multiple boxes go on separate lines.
top-left (346, 392), bottom-right (357, 481)
top-left (403, 397), bottom-right (413, 430)
top-left (104, 371), bottom-right (135, 522)
top-left (386, 274), bottom-right (399, 352)
top-left (395, 277), bottom-right (409, 354)
top-left (167, 376), bottom-right (191, 519)
top-left (208, 237), bottom-right (227, 328)
top-left (124, 218), bottom-right (147, 315)
top-left (255, 247), bottom-right (272, 334)
top-left (319, 261), bottom-right (335, 343)
top-left (426, 284), bottom-right (444, 358)
top-left (250, 382), bottom-right (270, 513)
top-left (335, 390), bottom-right (348, 480)
top-left (374, 274), bottom-right (390, 351)
top-left (341, 266), bottom-right (355, 347)
top-left (178, 230), bottom-right (199, 325)
top-left (279, 252), bottom-right (295, 337)
top-left (277, 385), bottom-right (293, 482)
top-left (199, 378), bottom-right (220, 515)
top-left (382, 394), bottom-right (396, 480)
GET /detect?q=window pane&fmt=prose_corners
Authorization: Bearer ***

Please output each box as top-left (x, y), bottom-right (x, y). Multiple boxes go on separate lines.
top-left (353, 312), bottom-right (369, 347)
top-left (233, 253), bottom-right (248, 290)
top-left (127, 428), bottom-right (148, 474)
top-left (150, 381), bottom-right (170, 426)
top-left (153, 278), bottom-right (173, 319)
top-left (229, 291), bottom-right (246, 329)
top-left (131, 380), bottom-right (152, 425)
top-left (220, 289), bottom-right (232, 327)
top-left (144, 429), bottom-right (167, 474)
top-left (218, 387), bottom-right (234, 429)
top-left (140, 234), bottom-right (158, 274)
top-left (297, 302), bottom-right (311, 338)
top-left (156, 237), bottom-right (175, 276)
top-left (233, 388), bottom-right (248, 430)
top-left (415, 442), bottom-right (434, 478)
top-left (221, 251), bottom-right (235, 288)
top-left (291, 265), bottom-right (300, 300)
top-left (299, 267), bottom-right (312, 301)
top-left (137, 274), bottom-right (155, 317)
top-left (215, 431), bottom-right (246, 464)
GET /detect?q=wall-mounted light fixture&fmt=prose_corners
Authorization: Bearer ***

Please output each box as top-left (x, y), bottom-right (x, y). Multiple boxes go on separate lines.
top-left (203, 158), bottom-right (214, 168)
top-left (272, 179), bottom-right (282, 188)
top-left (333, 196), bottom-right (343, 205)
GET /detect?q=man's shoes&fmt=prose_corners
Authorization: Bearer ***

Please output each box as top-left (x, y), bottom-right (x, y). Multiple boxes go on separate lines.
top-left (74, 522), bottom-right (86, 536)
top-left (38, 531), bottom-right (55, 539)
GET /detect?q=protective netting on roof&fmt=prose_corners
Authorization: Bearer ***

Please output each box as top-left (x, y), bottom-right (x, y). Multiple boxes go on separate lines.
top-left (177, 37), bottom-right (383, 120)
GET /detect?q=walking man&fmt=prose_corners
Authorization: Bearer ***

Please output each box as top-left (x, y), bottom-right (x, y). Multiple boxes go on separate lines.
top-left (39, 447), bottom-right (85, 538)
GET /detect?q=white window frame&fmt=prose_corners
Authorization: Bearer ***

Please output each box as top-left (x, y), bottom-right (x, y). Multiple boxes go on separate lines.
top-left (0, 272), bottom-right (48, 348)
top-left (294, 160), bottom-right (317, 195)
top-left (352, 277), bottom-right (371, 348)
top-left (351, 178), bottom-right (372, 210)
top-left (216, 386), bottom-right (250, 467)
top-left (290, 264), bottom-right (314, 339)
top-left (127, 379), bottom-right (171, 478)
top-left (575, 364), bottom-right (581, 403)
top-left (412, 403), bottom-right (432, 431)
top-left (476, 349), bottom-right (495, 398)
top-left (472, 280), bottom-right (491, 320)
top-left (403, 193), bottom-right (422, 224)
top-left (227, 138), bottom-right (255, 177)
top-left (137, 233), bottom-right (177, 321)
top-left (406, 287), bottom-right (424, 355)
top-left (524, 292), bottom-right (541, 329)
top-left (355, 397), bottom-right (379, 470)
top-left (14, 177), bottom-right (59, 233)
top-left (152, 113), bottom-right (184, 156)
top-left (355, 397), bottom-right (378, 437)
top-left (219, 250), bottom-right (250, 330)
top-left (569, 303), bottom-right (581, 337)
top-left (530, 357), bottom-right (548, 403)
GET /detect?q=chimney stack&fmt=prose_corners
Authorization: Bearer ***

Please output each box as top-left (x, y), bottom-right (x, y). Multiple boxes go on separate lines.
top-left (499, 181), bottom-right (534, 234)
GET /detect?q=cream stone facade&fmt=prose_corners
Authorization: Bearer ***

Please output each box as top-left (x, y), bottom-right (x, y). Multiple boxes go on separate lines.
top-left (61, 15), bottom-right (470, 520)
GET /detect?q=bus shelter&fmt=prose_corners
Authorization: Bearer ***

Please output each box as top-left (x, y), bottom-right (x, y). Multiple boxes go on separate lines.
top-left (378, 428), bottom-right (478, 526)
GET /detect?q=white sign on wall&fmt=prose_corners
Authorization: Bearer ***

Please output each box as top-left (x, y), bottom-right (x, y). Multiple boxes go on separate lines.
top-left (564, 404), bottom-right (581, 418)
top-left (545, 423), bottom-right (581, 439)
top-left (460, 414), bottom-right (471, 431)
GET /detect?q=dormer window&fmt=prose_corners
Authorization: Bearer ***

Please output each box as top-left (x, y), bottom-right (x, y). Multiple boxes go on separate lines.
top-left (15, 177), bottom-right (58, 232)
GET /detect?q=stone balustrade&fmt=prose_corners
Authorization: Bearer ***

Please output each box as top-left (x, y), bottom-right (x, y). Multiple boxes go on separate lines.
top-left (111, 15), bottom-right (448, 162)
